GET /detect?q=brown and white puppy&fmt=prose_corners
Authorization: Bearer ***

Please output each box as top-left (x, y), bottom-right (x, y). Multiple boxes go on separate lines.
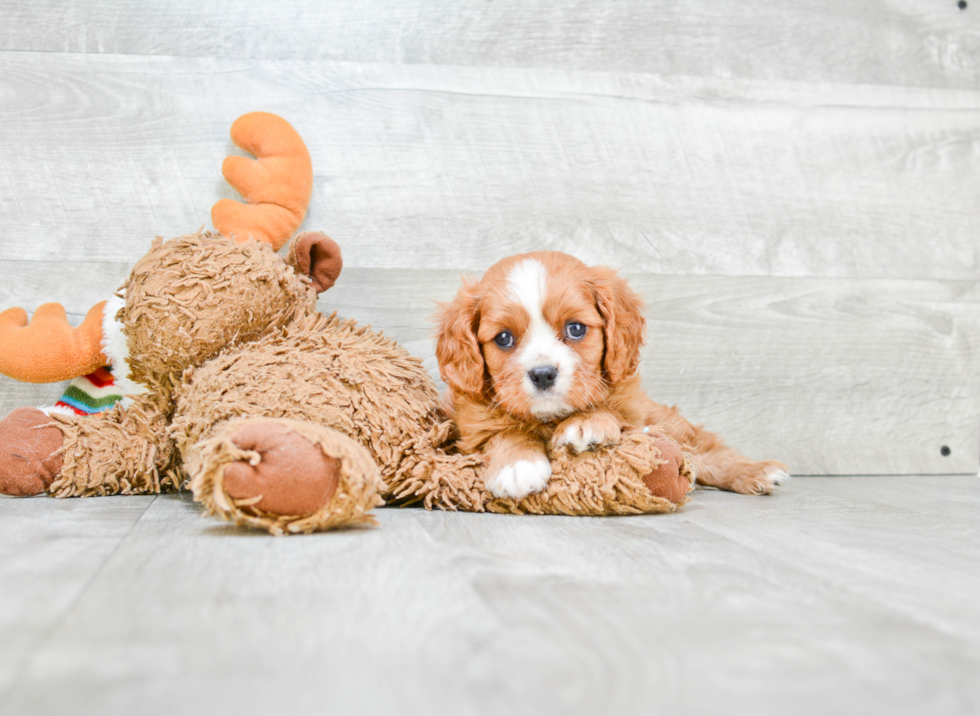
top-left (435, 251), bottom-right (788, 500)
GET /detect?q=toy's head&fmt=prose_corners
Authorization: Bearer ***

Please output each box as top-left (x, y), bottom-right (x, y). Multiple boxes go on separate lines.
top-left (118, 229), bottom-right (341, 395)
top-left (0, 112), bottom-right (342, 398)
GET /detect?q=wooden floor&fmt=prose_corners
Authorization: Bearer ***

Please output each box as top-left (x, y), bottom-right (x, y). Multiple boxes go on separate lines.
top-left (1, 477), bottom-right (978, 716)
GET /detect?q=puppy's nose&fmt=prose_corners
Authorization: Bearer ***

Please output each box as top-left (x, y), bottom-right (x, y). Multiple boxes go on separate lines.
top-left (528, 366), bottom-right (558, 390)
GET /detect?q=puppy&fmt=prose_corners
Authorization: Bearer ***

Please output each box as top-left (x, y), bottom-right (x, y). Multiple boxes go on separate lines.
top-left (435, 251), bottom-right (788, 500)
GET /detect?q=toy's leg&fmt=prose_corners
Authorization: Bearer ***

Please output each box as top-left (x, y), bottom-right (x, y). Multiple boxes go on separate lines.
top-left (187, 418), bottom-right (384, 535)
top-left (512, 428), bottom-right (695, 515)
top-left (643, 402), bottom-right (789, 495)
top-left (388, 421), bottom-right (694, 515)
top-left (0, 397), bottom-right (175, 498)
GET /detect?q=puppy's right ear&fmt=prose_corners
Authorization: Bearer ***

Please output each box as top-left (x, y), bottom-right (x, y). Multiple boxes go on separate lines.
top-left (434, 278), bottom-right (486, 398)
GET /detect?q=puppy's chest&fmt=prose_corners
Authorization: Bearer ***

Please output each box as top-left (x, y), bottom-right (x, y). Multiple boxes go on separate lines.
top-left (497, 413), bottom-right (563, 444)
top-left (523, 415), bottom-right (604, 445)
top-left (529, 420), bottom-right (560, 443)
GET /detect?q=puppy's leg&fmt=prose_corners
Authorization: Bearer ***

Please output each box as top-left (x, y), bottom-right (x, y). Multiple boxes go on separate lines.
top-left (685, 444), bottom-right (789, 495)
top-left (483, 431), bottom-right (551, 500)
top-left (551, 410), bottom-right (622, 454)
top-left (643, 401), bottom-right (788, 495)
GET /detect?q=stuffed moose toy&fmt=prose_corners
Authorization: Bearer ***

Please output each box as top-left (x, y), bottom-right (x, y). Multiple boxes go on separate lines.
top-left (0, 112), bottom-right (693, 534)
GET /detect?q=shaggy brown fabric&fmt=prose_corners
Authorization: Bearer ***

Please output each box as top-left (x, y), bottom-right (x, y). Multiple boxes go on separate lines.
top-left (388, 424), bottom-right (690, 516)
top-left (170, 312), bottom-right (440, 488)
top-left (120, 232), bottom-right (315, 395)
top-left (48, 393), bottom-right (180, 497)
top-left (0, 408), bottom-right (65, 496)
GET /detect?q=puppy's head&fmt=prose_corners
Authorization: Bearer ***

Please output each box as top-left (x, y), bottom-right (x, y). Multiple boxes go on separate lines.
top-left (435, 252), bottom-right (645, 421)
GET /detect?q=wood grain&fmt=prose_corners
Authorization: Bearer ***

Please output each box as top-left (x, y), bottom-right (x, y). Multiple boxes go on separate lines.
top-left (685, 476), bottom-right (980, 640)
top-left (0, 495), bottom-right (504, 715)
top-left (0, 0), bottom-right (976, 90)
top-left (0, 53), bottom-right (976, 280)
top-left (0, 494), bottom-right (155, 696)
top-left (1, 476), bottom-right (978, 715)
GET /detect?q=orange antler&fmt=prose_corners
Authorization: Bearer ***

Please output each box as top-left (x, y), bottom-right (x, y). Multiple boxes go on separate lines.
top-left (211, 112), bottom-right (313, 251)
top-left (0, 302), bottom-right (109, 383)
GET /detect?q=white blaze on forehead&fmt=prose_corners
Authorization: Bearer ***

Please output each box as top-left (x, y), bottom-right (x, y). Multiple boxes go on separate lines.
top-left (506, 258), bottom-right (578, 419)
top-left (507, 259), bottom-right (548, 313)
top-left (507, 260), bottom-right (550, 357)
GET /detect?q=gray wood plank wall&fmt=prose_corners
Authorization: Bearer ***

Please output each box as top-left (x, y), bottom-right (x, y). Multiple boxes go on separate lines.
top-left (0, 1), bottom-right (977, 475)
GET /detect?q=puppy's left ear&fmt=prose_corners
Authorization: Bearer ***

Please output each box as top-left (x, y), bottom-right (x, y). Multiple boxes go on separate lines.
top-left (590, 267), bottom-right (646, 383)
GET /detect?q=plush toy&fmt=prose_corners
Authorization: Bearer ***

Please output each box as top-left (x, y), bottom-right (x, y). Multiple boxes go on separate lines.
top-left (0, 112), bottom-right (693, 534)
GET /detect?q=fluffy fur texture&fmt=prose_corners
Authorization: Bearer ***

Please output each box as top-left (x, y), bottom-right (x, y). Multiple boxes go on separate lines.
top-left (435, 251), bottom-right (789, 500)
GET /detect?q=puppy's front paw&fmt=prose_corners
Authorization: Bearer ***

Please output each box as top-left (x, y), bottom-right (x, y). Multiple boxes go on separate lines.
top-left (486, 457), bottom-right (552, 500)
top-left (553, 413), bottom-right (621, 454)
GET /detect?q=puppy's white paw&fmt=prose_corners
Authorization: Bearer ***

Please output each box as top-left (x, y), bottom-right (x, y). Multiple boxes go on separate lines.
top-left (741, 466), bottom-right (791, 495)
top-left (766, 468), bottom-right (791, 488)
top-left (553, 415), bottom-right (621, 454)
top-left (486, 458), bottom-right (552, 500)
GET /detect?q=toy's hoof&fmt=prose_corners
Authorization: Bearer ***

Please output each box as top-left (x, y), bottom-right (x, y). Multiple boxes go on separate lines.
top-left (641, 433), bottom-right (690, 504)
top-left (223, 422), bottom-right (339, 515)
top-left (0, 408), bottom-right (65, 496)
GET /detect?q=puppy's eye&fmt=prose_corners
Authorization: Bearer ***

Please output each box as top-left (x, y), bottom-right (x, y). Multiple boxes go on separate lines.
top-left (565, 322), bottom-right (587, 341)
top-left (493, 331), bottom-right (515, 349)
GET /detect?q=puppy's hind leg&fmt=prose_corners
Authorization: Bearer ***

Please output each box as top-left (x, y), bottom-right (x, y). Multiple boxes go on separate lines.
top-left (641, 400), bottom-right (788, 495)
top-left (688, 444), bottom-right (789, 495)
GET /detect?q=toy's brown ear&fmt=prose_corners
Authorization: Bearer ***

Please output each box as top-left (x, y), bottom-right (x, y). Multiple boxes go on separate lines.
top-left (290, 231), bottom-right (343, 294)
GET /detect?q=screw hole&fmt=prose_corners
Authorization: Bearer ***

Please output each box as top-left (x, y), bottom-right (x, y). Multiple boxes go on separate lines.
top-left (941, 445), bottom-right (951, 456)
top-left (959, 0), bottom-right (968, 10)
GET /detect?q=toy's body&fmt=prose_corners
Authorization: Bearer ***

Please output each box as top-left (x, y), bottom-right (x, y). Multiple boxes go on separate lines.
top-left (0, 113), bottom-right (693, 534)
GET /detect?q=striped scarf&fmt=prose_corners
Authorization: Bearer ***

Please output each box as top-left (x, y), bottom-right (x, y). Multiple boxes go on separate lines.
top-left (53, 367), bottom-right (125, 415)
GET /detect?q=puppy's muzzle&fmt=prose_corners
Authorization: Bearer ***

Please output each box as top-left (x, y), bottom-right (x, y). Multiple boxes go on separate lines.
top-left (528, 366), bottom-right (558, 391)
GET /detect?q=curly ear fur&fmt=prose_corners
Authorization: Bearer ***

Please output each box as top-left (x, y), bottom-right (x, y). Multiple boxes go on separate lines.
top-left (590, 266), bottom-right (646, 383)
top-left (434, 278), bottom-right (486, 398)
